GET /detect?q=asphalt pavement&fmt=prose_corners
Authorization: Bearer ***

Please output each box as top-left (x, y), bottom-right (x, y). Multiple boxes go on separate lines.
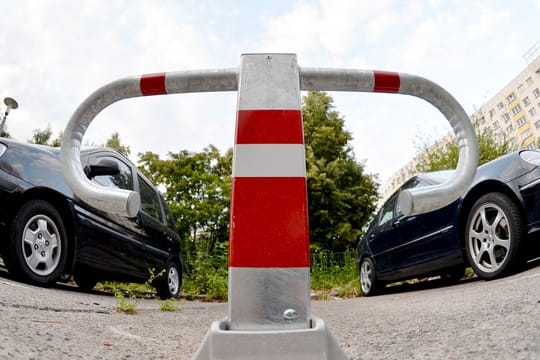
top-left (0, 260), bottom-right (539, 359)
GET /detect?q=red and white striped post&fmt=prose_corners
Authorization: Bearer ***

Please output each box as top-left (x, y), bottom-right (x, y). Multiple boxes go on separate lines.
top-left (194, 54), bottom-right (347, 359)
top-left (228, 54), bottom-right (310, 331)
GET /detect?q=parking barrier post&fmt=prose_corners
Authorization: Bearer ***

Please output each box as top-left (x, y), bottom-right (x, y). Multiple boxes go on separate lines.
top-left (60, 53), bottom-right (478, 360)
top-left (193, 53), bottom-right (347, 359)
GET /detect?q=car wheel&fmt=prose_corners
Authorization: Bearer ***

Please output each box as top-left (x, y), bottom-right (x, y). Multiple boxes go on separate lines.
top-left (73, 269), bottom-right (98, 291)
top-left (8, 200), bottom-right (68, 285)
top-left (465, 192), bottom-right (524, 280)
top-left (359, 257), bottom-right (382, 296)
top-left (155, 261), bottom-right (182, 300)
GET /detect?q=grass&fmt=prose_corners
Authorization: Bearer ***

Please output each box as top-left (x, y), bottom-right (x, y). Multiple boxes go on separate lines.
top-left (160, 299), bottom-right (180, 312)
top-left (115, 292), bottom-right (137, 314)
top-left (95, 249), bottom-right (361, 302)
top-left (310, 249), bottom-right (359, 298)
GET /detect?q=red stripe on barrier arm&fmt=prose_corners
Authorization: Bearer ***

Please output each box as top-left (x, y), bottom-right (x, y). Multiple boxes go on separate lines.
top-left (236, 110), bottom-right (304, 144)
top-left (373, 71), bottom-right (400, 93)
top-left (229, 177), bottom-right (310, 268)
top-left (140, 73), bottom-right (167, 95)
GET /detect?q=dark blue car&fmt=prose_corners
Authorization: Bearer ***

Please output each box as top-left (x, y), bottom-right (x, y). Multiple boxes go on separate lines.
top-left (0, 138), bottom-right (183, 299)
top-left (357, 150), bottom-right (540, 296)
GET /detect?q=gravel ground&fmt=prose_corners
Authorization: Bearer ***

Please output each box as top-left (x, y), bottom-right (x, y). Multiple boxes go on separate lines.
top-left (1, 260), bottom-right (540, 359)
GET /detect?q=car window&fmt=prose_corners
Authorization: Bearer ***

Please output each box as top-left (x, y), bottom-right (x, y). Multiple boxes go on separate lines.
top-left (93, 156), bottom-right (134, 190)
top-left (378, 193), bottom-right (398, 226)
top-left (138, 175), bottom-right (163, 222)
top-left (161, 194), bottom-right (177, 230)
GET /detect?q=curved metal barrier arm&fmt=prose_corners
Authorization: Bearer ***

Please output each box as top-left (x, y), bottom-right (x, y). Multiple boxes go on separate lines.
top-left (300, 68), bottom-right (478, 216)
top-left (61, 68), bottom-right (238, 217)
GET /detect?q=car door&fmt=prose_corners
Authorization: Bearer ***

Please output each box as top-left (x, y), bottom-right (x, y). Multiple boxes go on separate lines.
top-left (134, 174), bottom-right (175, 272)
top-left (389, 178), bottom-right (461, 275)
top-left (77, 153), bottom-right (149, 277)
top-left (367, 192), bottom-right (403, 273)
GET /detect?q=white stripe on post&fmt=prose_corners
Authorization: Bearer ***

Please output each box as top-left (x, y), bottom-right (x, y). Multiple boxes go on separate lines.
top-left (232, 144), bottom-right (307, 177)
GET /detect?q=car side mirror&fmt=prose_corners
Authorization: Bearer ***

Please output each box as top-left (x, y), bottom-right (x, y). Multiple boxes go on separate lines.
top-left (84, 158), bottom-right (120, 179)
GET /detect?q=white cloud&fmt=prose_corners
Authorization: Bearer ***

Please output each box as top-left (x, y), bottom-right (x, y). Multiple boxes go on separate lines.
top-left (259, 2), bottom-right (322, 56)
top-left (0, 0), bottom-right (232, 158)
top-left (1, 0), bottom-right (539, 185)
top-left (466, 6), bottom-right (510, 38)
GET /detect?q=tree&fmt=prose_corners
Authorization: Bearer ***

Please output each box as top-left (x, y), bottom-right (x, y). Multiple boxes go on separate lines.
top-left (139, 92), bottom-right (379, 254)
top-left (28, 125), bottom-right (62, 146)
top-left (138, 146), bottom-right (232, 258)
top-left (105, 131), bottom-right (131, 157)
top-left (415, 121), bottom-right (515, 172)
top-left (303, 92), bottom-right (379, 252)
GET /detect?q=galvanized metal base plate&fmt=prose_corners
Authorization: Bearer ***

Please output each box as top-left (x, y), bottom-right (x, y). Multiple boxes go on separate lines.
top-left (192, 316), bottom-right (348, 360)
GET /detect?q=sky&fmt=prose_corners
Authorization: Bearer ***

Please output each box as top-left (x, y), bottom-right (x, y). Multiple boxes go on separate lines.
top-left (1, 0), bottom-right (540, 187)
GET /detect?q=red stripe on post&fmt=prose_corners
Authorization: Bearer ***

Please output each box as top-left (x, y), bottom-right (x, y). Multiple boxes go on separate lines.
top-left (373, 71), bottom-right (400, 93)
top-left (229, 177), bottom-right (310, 268)
top-left (140, 73), bottom-right (167, 95)
top-left (236, 110), bottom-right (304, 144)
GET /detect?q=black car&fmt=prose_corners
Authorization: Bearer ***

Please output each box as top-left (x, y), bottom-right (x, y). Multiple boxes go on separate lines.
top-left (357, 150), bottom-right (540, 296)
top-left (0, 138), bottom-right (182, 299)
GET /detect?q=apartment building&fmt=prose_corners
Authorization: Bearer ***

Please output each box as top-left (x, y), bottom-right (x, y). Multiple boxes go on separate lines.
top-left (380, 49), bottom-right (540, 204)
top-left (475, 53), bottom-right (540, 150)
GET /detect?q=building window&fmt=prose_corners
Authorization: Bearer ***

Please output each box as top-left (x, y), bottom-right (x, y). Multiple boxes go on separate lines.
top-left (529, 107), bottom-right (537, 117)
top-left (489, 109), bottom-right (495, 118)
top-left (521, 130), bottom-right (531, 140)
top-left (506, 124), bottom-right (514, 132)
top-left (527, 76), bottom-right (534, 86)
top-left (517, 116), bottom-right (527, 127)
top-left (497, 102), bottom-right (504, 110)
top-left (502, 113), bottom-right (511, 122)
top-left (523, 97), bottom-right (531, 107)
top-left (511, 104), bottom-right (523, 115)
top-left (535, 120), bottom-right (540, 129)
top-left (518, 84), bottom-right (525, 93)
top-left (507, 93), bottom-right (516, 103)
top-left (492, 121), bottom-right (500, 129)
top-left (534, 88), bottom-right (540, 98)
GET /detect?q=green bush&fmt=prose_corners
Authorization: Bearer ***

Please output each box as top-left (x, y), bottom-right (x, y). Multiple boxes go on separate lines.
top-left (183, 241), bottom-right (228, 301)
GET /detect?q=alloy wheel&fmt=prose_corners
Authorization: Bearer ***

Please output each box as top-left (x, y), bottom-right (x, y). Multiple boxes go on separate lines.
top-left (360, 259), bottom-right (374, 295)
top-left (21, 214), bottom-right (62, 277)
top-left (167, 266), bottom-right (180, 296)
top-left (467, 202), bottom-right (511, 274)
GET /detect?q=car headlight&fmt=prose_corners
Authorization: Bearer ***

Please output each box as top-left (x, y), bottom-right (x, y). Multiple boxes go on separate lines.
top-left (0, 143), bottom-right (6, 158)
top-left (520, 150), bottom-right (540, 166)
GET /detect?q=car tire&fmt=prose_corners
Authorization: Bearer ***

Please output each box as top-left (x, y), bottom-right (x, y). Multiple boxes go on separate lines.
top-left (8, 200), bottom-right (68, 285)
top-left (465, 192), bottom-right (524, 280)
top-left (73, 269), bottom-right (98, 291)
top-left (359, 257), bottom-right (382, 296)
top-left (155, 261), bottom-right (182, 300)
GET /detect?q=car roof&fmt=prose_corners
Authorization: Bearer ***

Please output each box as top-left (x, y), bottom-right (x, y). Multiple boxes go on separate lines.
top-left (0, 137), bottom-right (131, 163)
